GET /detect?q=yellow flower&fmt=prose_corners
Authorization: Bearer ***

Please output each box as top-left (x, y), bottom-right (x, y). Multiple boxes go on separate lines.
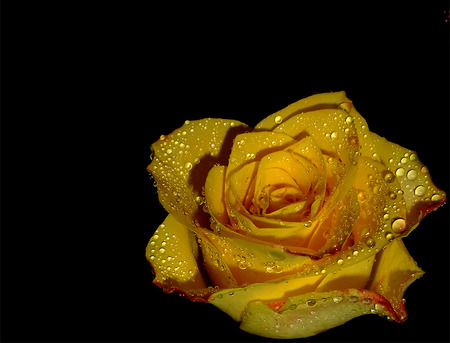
top-left (146, 91), bottom-right (446, 339)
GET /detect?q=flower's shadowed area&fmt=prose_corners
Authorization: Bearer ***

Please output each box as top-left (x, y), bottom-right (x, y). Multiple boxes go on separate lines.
top-left (189, 125), bottom-right (251, 228)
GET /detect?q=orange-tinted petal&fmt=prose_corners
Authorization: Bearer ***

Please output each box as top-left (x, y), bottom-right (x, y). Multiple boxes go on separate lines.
top-left (367, 238), bottom-right (424, 322)
top-left (148, 118), bottom-right (249, 227)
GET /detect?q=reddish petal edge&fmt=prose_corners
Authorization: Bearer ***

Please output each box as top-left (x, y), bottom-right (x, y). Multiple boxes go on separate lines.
top-left (152, 279), bottom-right (213, 303)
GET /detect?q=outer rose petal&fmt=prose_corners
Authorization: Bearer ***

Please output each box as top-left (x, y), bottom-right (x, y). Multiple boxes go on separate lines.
top-left (148, 118), bottom-right (249, 227)
top-left (255, 91), bottom-right (350, 131)
top-left (239, 289), bottom-right (396, 339)
top-left (146, 215), bottom-right (208, 299)
top-left (370, 132), bottom-right (447, 233)
top-left (367, 238), bottom-right (424, 322)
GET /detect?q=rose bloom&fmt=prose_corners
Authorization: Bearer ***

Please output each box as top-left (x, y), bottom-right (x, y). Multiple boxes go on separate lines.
top-left (146, 92), bottom-right (446, 339)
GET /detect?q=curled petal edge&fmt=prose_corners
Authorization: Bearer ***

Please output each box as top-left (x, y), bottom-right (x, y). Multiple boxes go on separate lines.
top-left (239, 288), bottom-right (400, 339)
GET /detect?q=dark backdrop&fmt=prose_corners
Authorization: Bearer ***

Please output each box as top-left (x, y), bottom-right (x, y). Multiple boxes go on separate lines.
top-left (2, 2), bottom-right (449, 342)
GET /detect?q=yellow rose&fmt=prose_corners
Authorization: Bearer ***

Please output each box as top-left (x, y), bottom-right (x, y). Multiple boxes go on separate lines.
top-left (146, 91), bottom-right (446, 339)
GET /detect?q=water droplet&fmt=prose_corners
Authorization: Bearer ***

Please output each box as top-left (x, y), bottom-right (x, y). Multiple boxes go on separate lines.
top-left (388, 191), bottom-right (397, 200)
top-left (194, 157), bottom-right (200, 164)
top-left (185, 162), bottom-right (193, 170)
top-left (330, 131), bottom-right (339, 140)
top-left (406, 169), bottom-right (418, 181)
top-left (431, 194), bottom-right (443, 202)
top-left (229, 291), bottom-right (234, 296)
top-left (345, 116), bottom-right (354, 124)
top-left (274, 115), bottom-right (283, 124)
top-left (391, 218), bottom-right (406, 234)
top-left (153, 234), bottom-right (159, 240)
top-left (333, 295), bottom-right (344, 303)
top-left (409, 153), bottom-right (417, 161)
top-left (149, 255), bottom-right (155, 260)
top-left (383, 171), bottom-right (395, 183)
top-left (372, 185), bottom-right (382, 195)
top-left (166, 148), bottom-right (173, 155)
top-left (385, 232), bottom-right (394, 241)
top-left (420, 166), bottom-right (428, 174)
top-left (364, 237), bottom-right (376, 249)
top-left (395, 167), bottom-right (405, 177)
top-left (349, 295), bottom-right (359, 302)
top-left (401, 157), bottom-right (408, 164)
top-left (306, 299), bottom-right (316, 306)
top-left (352, 250), bottom-right (359, 257)
top-left (159, 247), bottom-right (166, 254)
top-left (337, 258), bottom-right (344, 265)
top-left (357, 191), bottom-right (367, 203)
top-left (362, 298), bottom-right (372, 305)
top-left (414, 185), bottom-right (426, 197)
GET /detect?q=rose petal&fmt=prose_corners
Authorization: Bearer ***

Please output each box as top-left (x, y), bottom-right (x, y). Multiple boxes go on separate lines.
top-left (195, 228), bottom-right (238, 289)
top-left (199, 227), bottom-right (311, 285)
top-left (307, 187), bottom-right (360, 255)
top-left (316, 255), bottom-right (376, 292)
top-left (204, 165), bottom-right (229, 225)
top-left (367, 238), bottom-right (424, 322)
top-left (209, 273), bottom-right (324, 322)
top-left (146, 214), bottom-right (208, 297)
top-left (370, 132), bottom-right (447, 232)
top-left (338, 99), bottom-right (380, 161)
top-left (273, 108), bottom-right (360, 227)
top-left (148, 119), bottom-right (249, 227)
top-left (255, 91), bottom-right (351, 131)
top-left (239, 288), bottom-right (396, 339)
top-left (226, 131), bottom-right (296, 180)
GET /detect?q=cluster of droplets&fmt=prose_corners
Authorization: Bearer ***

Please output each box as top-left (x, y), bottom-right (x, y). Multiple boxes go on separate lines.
top-left (148, 118), bottom-right (248, 223)
top-left (147, 224), bottom-right (196, 283)
top-left (234, 288), bottom-right (395, 338)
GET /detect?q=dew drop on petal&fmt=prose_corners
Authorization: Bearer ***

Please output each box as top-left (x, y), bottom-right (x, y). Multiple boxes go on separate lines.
top-left (306, 299), bottom-right (317, 306)
top-left (385, 232), bottom-right (394, 241)
top-left (333, 295), bottom-right (344, 303)
top-left (431, 194), bottom-right (443, 202)
top-left (274, 115), bottom-right (283, 124)
top-left (330, 131), bottom-right (339, 140)
top-left (383, 171), bottom-right (395, 183)
top-left (414, 185), bottom-right (426, 197)
top-left (395, 167), bottom-right (405, 177)
top-left (391, 218), bottom-right (406, 234)
top-left (406, 169), bottom-right (418, 181)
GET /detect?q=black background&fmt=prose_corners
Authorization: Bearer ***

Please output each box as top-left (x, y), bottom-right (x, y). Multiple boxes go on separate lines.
top-left (2, 2), bottom-right (449, 342)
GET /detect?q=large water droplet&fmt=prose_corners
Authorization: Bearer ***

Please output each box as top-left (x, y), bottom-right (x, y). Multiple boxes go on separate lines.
top-left (414, 185), bottom-right (426, 197)
top-left (406, 169), bottom-right (418, 181)
top-left (330, 131), bottom-right (339, 140)
top-left (391, 218), bottom-right (406, 234)
top-left (395, 167), bottom-right (405, 177)
top-left (274, 115), bottom-right (283, 124)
